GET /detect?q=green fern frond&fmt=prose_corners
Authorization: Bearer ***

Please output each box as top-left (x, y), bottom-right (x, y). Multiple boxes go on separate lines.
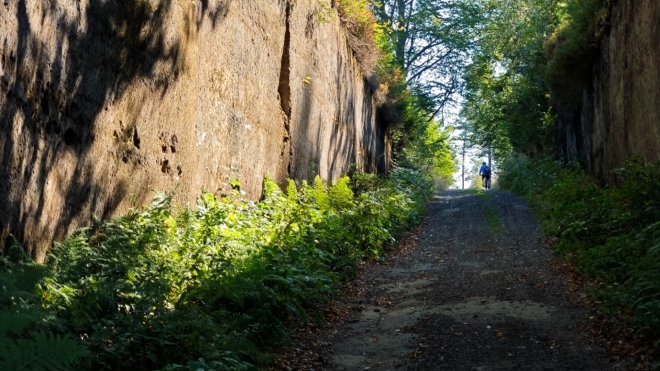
top-left (0, 331), bottom-right (88, 371)
top-left (312, 176), bottom-right (330, 211)
top-left (0, 311), bottom-right (36, 338)
top-left (329, 176), bottom-right (355, 210)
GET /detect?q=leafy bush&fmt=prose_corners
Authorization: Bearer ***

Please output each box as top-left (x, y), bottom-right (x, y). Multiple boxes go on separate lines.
top-left (2, 167), bottom-right (433, 370)
top-left (500, 155), bottom-right (660, 343)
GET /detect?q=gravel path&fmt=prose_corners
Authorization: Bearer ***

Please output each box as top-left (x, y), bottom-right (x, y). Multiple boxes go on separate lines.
top-left (321, 190), bottom-right (610, 371)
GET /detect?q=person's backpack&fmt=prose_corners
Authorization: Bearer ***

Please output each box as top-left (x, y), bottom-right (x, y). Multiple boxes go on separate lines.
top-left (483, 165), bottom-right (491, 176)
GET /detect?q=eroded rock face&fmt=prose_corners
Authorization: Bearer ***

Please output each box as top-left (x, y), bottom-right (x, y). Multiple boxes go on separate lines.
top-left (0, 0), bottom-right (389, 259)
top-left (558, 0), bottom-right (660, 182)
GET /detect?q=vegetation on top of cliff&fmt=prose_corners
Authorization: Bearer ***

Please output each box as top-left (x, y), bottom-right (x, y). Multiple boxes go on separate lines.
top-left (459, 0), bottom-right (558, 158)
top-left (314, 2), bottom-right (468, 185)
top-left (544, 0), bottom-right (609, 106)
top-left (372, 0), bottom-right (482, 107)
top-left (334, 0), bottom-right (384, 77)
top-left (314, 0), bottom-right (460, 187)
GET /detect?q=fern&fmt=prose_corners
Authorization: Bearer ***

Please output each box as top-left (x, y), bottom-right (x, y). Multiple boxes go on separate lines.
top-left (0, 311), bottom-right (35, 341)
top-left (328, 176), bottom-right (355, 210)
top-left (7, 164), bottom-right (431, 370)
top-left (312, 176), bottom-right (331, 210)
top-left (0, 331), bottom-right (88, 371)
top-left (0, 309), bottom-right (88, 371)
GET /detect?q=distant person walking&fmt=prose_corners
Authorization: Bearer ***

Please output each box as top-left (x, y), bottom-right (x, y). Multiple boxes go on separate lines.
top-left (479, 162), bottom-right (491, 189)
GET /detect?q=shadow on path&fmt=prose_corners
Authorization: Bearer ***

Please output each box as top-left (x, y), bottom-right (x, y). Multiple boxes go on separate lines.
top-left (315, 190), bottom-right (610, 371)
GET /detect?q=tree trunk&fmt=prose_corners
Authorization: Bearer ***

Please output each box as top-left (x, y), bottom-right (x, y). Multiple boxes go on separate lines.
top-left (462, 140), bottom-right (466, 189)
top-left (395, 0), bottom-right (408, 68)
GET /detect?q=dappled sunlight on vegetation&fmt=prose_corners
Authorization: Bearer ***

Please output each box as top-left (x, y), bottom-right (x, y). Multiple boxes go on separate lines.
top-left (1, 168), bottom-right (434, 370)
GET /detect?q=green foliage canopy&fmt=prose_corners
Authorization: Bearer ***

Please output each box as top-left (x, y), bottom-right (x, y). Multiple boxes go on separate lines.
top-left (461, 0), bottom-right (559, 158)
top-left (373, 0), bottom-right (483, 107)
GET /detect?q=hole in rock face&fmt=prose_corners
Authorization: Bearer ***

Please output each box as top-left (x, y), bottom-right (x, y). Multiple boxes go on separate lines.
top-left (169, 134), bottom-right (178, 153)
top-left (177, 165), bottom-right (182, 176)
top-left (63, 128), bottom-right (79, 146)
top-left (161, 159), bottom-right (171, 174)
top-left (133, 127), bottom-right (140, 149)
top-left (159, 132), bottom-right (168, 152)
top-left (41, 95), bottom-right (50, 116)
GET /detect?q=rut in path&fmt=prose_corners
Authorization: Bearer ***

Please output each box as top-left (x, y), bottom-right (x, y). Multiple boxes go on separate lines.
top-left (324, 190), bottom-right (610, 371)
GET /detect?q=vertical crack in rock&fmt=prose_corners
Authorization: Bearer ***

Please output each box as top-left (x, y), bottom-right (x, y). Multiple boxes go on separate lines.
top-left (277, 0), bottom-right (293, 180)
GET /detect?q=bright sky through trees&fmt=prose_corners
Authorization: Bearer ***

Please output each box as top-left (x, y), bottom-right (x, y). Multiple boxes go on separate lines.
top-left (371, 0), bottom-right (567, 184)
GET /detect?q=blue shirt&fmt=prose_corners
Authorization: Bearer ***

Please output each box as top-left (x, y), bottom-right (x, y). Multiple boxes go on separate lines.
top-left (479, 164), bottom-right (490, 176)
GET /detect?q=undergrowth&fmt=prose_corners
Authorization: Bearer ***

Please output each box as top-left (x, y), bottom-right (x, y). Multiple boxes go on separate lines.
top-left (0, 240), bottom-right (89, 371)
top-left (0, 168), bottom-right (433, 371)
top-left (500, 155), bottom-right (660, 348)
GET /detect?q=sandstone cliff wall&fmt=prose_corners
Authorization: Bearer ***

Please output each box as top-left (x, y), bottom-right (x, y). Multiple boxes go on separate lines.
top-left (0, 0), bottom-right (389, 259)
top-left (557, 0), bottom-right (660, 183)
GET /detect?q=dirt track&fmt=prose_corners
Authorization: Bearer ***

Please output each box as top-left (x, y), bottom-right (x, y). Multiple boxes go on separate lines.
top-left (296, 190), bottom-right (614, 371)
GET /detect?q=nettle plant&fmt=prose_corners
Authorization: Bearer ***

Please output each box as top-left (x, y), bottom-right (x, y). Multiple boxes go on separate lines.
top-left (8, 167), bottom-right (433, 371)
